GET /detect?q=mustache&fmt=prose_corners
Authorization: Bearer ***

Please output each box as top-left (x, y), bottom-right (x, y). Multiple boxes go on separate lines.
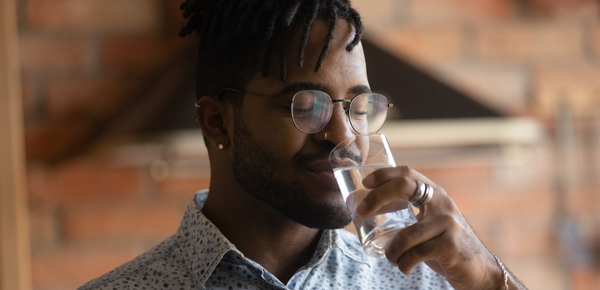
top-left (296, 147), bottom-right (363, 166)
top-left (336, 147), bottom-right (363, 165)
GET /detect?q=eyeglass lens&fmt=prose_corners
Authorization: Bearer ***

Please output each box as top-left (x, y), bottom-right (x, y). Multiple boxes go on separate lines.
top-left (291, 91), bottom-right (389, 135)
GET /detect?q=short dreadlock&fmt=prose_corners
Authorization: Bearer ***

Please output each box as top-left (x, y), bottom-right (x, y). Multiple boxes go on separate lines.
top-left (179, 0), bottom-right (364, 101)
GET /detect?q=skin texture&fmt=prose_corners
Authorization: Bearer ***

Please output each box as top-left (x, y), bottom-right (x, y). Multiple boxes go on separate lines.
top-left (194, 18), bottom-right (527, 290)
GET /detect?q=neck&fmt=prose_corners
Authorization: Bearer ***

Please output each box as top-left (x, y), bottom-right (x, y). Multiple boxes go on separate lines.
top-left (202, 181), bottom-right (322, 284)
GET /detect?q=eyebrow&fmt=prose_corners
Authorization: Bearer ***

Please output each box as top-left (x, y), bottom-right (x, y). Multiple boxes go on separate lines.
top-left (276, 82), bottom-right (372, 97)
top-left (276, 82), bottom-right (323, 96)
top-left (348, 85), bottom-right (372, 96)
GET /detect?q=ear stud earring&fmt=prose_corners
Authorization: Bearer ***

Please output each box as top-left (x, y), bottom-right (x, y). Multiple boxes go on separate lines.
top-left (218, 144), bottom-right (224, 150)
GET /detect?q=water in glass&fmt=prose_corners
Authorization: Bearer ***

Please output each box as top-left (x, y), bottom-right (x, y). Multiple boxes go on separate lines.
top-left (334, 165), bottom-right (417, 258)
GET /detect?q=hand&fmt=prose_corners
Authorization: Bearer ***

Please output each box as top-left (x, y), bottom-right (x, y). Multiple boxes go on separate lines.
top-left (356, 166), bottom-right (517, 290)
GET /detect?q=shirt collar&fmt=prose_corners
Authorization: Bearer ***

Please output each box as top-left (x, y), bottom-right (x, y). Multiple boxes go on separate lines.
top-left (177, 190), bottom-right (238, 286)
top-left (328, 228), bottom-right (371, 266)
top-left (179, 189), bottom-right (369, 286)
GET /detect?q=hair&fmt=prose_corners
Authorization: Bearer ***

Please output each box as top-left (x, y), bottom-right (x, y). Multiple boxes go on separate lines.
top-left (179, 0), bottom-right (364, 101)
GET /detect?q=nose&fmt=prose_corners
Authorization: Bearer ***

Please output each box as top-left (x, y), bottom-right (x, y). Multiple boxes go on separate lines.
top-left (319, 102), bottom-right (356, 145)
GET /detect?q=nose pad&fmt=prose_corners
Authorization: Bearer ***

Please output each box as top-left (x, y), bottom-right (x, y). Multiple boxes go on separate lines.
top-left (322, 103), bottom-right (356, 146)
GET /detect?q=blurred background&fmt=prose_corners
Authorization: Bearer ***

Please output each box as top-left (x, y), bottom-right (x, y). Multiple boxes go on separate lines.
top-left (2, 0), bottom-right (600, 289)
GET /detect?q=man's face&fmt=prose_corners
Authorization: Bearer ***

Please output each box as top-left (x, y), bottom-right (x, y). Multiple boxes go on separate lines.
top-left (231, 20), bottom-right (369, 229)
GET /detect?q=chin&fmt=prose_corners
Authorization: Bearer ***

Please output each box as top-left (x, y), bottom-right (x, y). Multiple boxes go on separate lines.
top-left (283, 200), bottom-right (353, 230)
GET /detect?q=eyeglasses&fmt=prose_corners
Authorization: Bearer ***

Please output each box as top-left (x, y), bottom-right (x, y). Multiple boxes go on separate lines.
top-left (219, 88), bottom-right (392, 136)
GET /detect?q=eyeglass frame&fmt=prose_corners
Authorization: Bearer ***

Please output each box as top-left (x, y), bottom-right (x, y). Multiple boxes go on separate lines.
top-left (195, 87), bottom-right (393, 135)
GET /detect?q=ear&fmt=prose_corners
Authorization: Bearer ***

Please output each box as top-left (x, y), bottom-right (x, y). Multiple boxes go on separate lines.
top-left (195, 96), bottom-right (231, 150)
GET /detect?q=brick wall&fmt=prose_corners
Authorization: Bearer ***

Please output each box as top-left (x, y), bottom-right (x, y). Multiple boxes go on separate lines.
top-left (354, 0), bottom-right (600, 118)
top-left (18, 0), bottom-right (193, 163)
top-left (17, 0), bottom-right (196, 288)
top-left (19, 0), bottom-right (600, 289)
top-left (27, 149), bottom-right (210, 289)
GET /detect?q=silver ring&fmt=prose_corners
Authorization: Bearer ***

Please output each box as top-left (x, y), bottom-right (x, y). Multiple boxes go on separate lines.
top-left (411, 181), bottom-right (433, 208)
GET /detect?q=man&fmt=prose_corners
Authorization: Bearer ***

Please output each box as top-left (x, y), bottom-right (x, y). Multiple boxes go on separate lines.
top-left (80, 1), bottom-right (527, 289)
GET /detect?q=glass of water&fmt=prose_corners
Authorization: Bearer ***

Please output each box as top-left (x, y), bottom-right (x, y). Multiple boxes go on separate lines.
top-left (329, 133), bottom-right (417, 258)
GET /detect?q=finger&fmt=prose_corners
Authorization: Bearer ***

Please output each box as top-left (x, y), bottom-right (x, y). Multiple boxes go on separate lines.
top-left (392, 212), bottom-right (476, 276)
top-left (394, 238), bottom-right (444, 275)
top-left (358, 166), bottom-right (447, 217)
top-left (356, 173), bottom-right (416, 216)
top-left (362, 165), bottom-right (413, 189)
top-left (384, 217), bottom-right (447, 268)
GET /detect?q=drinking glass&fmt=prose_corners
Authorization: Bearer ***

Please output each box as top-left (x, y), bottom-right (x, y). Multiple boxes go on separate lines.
top-left (329, 133), bottom-right (417, 258)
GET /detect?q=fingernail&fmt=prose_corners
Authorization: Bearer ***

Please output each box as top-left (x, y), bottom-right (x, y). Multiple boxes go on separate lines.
top-left (362, 174), bottom-right (375, 187)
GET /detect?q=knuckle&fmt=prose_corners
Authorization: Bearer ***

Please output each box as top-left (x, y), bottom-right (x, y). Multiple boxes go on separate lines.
top-left (370, 167), bottom-right (393, 183)
top-left (439, 217), bottom-right (469, 250)
top-left (401, 175), bottom-right (414, 187)
top-left (433, 184), bottom-right (448, 197)
top-left (443, 229), bottom-right (460, 251)
top-left (377, 167), bottom-right (395, 180)
top-left (396, 165), bottom-right (411, 175)
top-left (404, 221), bottom-right (428, 239)
top-left (392, 175), bottom-right (413, 190)
top-left (393, 228), bottom-right (412, 246)
top-left (415, 242), bottom-right (435, 257)
top-left (441, 214), bottom-right (463, 232)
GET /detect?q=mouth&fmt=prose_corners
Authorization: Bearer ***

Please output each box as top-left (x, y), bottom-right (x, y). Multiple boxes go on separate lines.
top-left (304, 160), bottom-right (340, 189)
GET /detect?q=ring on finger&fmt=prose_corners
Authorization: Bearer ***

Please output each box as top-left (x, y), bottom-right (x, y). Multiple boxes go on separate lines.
top-left (411, 181), bottom-right (433, 208)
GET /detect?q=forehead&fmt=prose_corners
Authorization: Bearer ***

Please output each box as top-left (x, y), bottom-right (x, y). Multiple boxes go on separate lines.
top-left (246, 19), bottom-right (368, 94)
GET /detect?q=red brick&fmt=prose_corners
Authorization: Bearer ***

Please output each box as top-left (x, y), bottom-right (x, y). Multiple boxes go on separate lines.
top-left (592, 25), bottom-right (600, 60)
top-left (464, 212), bottom-right (555, 258)
top-left (369, 25), bottom-right (463, 65)
top-left (102, 36), bottom-right (189, 72)
top-left (24, 118), bottom-right (94, 162)
top-left (568, 186), bottom-right (600, 214)
top-left (62, 202), bottom-right (181, 241)
top-left (419, 166), bottom-right (493, 186)
top-left (157, 176), bottom-right (210, 197)
top-left (19, 36), bottom-right (94, 75)
top-left (26, 0), bottom-right (162, 34)
top-left (528, 0), bottom-right (599, 19)
top-left (351, 0), bottom-right (396, 27)
top-left (533, 65), bottom-right (600, 116)
top-left (28, 158), bottom-right (144, 205)
top-left (32, 246), bottom-right (144, 288)
top-left (406, 0), bottom-right (517, 23)
top-left (45, 76), bottom-right (141, 120)
top-left (450, 185), bottom-right (554, 217)
top-left (460, 0), bottom-right (518, 21)
top-left (474, 23), bottom-right (585, 64)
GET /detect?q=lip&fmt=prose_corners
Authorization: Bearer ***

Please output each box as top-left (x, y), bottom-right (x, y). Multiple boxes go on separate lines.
top-left (304, 159), bottom-right (340, 189)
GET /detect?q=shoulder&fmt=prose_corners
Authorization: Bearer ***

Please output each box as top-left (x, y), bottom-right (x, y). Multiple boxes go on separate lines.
top-left (78, 235), bottom-right (192, 290)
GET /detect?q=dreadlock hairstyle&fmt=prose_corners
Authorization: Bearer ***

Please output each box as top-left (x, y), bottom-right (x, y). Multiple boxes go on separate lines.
top-left (179, 0), bottom-right (364, 101)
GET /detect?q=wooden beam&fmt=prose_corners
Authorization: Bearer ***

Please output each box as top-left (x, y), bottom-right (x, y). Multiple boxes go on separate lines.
top-left (0, 0), bottom-right (32, 288)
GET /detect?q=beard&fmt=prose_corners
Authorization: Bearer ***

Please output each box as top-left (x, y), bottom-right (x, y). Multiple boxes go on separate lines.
top-left (231, 118), bottom-right (352, 229)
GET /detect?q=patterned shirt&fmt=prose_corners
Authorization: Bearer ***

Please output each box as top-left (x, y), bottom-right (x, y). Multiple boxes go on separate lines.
top-left (79, 190), bottom-right (453, 290)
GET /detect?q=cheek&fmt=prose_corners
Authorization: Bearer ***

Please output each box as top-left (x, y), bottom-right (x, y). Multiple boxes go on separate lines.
top-left (242, 107), bottom-right (306, 157)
